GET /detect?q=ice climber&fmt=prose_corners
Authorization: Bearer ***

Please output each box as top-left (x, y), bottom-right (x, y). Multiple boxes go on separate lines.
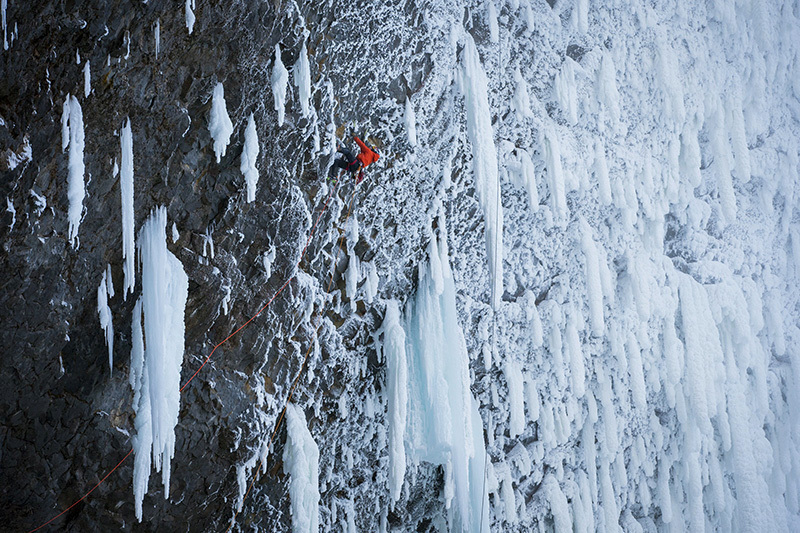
top-left (331, 136), bottom-right (380, 184)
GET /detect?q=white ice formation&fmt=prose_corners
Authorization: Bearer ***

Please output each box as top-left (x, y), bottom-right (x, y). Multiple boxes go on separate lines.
top-left (240, 113), bottom-right (259, 203)
top-left (294, 41), bottom-right (312, 118)
top-left (271, 44), bottom-right (289, 126)
top-left (120, 118), bottom-right (135, 298)
top-left (209, 82), bottom-right (233, 163)
top-left (284, 403), bottom-right (320, 533)
top-left (61, 94), bottom-right (85, 248)
top-left (97, 264), bottom-right (114, 375)
top-left (130, 207), bottom-right (188, 521)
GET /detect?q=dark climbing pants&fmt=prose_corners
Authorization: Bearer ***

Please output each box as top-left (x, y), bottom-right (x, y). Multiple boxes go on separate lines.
top-left (333, 148), bottom-right (359, 173)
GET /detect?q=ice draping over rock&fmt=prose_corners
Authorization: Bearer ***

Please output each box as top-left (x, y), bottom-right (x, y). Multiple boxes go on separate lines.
top-left (209, 82), bottom-right (233, 163)
top-left (240, 113), bottom-right (259, 203)
top-left (61, 94), bottom-right (84, 247)
top-left (401, 222), bottom-right (489, 533)
top-left (271, 44), bottom-right (289, 126)
top-left (284, 403), bottom-right (320, 533)
top-left (120, 118), bottom-right (135, 298)
top-left (460, 32), bottom-right (503, 310)
top-left (97, 264), bottom-right (114, 375)
top-left (131, 207), bottom-right (188, 521)
top-left (294, 41), bottom-right (312, 118)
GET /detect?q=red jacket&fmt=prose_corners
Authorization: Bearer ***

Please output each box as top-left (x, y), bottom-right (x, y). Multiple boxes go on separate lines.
top-left (354, 137), bottom-right (379, 168)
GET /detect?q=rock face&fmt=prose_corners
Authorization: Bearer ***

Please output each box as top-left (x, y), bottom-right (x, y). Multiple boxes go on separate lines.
top-left (2, 0), bottom-right (800, 532)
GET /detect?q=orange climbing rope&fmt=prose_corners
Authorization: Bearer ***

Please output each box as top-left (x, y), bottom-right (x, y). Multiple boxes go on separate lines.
top-left (225, 181), bottom-right (359, 532)
top-left (27, 176), bottom-right (347, 533)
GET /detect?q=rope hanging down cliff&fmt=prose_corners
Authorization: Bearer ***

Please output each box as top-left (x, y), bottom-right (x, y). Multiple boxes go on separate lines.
top-left (227, 178), bottom-right (361, 531)
top-left (28, 174), bottom-right (353, 533)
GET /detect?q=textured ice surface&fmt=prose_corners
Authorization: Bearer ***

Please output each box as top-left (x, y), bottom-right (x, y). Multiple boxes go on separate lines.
top-left (131, 207), bottom-right (188, 521)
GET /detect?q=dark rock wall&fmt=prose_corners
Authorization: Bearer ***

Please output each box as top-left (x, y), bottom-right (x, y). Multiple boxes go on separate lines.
top-left (1, 0), bottom-right (473, 527)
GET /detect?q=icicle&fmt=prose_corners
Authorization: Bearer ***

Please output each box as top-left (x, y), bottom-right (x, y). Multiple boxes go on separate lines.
top-left (83, 61), bottom-right (90, 98)
top-left (97, 267), bottom-right (114, 375)
top-left (185, 0), bottom-right (196, 34)
top-left (209, 83), bottom-right (233, 163)
top-left (542, 124), bottom-right (567, 224)
top-left (504, 359), bottom-right (526, 438)
top-left (405, 97), bottom-right (417, 147)
top-left (284, 404), bottom-right (320, 532)
top-left (294, 41), bottom-right (312, 118)
top-left (121, 118), bottom-right (135, 299)
top-left (62, 94), bottom-right (85, 248)
top-left (131, 207), bottom-right (188, 521)
top-left (272, 44), bottom-right (289, 126)
top-left (240, 113), bottom-right (259, 203)
top-left (461, 33), bottom-right (503, 309)
top-left (555, 58), bottom-right (578, 125)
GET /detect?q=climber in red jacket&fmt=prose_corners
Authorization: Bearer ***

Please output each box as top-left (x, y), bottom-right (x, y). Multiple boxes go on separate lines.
top-left (331, 136), bottom-right (380, 183)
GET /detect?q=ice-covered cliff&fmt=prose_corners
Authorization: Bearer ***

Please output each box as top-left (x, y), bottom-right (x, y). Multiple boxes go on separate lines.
top-left (2, 0), bottom-right (799, 531)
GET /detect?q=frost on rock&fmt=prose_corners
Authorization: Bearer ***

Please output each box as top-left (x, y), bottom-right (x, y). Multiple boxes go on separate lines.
top-left (271, 44), bottom-right (289, 126)
top-left (61, 94), bottom-right (85, 247)
top-left (403, 224), bottom-right (489, 533)
top-left (404, 97), bottom-right (417, 147)
top-left (131, 207), bottom-right (188, 521)
top-left (284, 403), bottom-right (320, 533)
top-left (121, 118), bottom-right (135, 298)
top-left (461, 32), bottom-right (503, 309)
top-left (554, 58), bottom-right (578, 125)
top-left (511, 67), bottom-right (533, 120)
top-left (596, 50), bottom-right (621, 129)
top-left (542, 124), bottom-right (567, 224)
top-left (208, 82), bottom-right (233, 163)
top-left (293, 42), bottom-right (312, 118)
top-left (97, 265), bottom-right (114, 375)
top-left (240, 113), bottom-right (259, 203)
top-left (579, 218), bottom-right (604, 336)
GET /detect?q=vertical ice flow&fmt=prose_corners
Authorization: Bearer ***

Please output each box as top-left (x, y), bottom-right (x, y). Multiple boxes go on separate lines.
top-left (97, 266), bottom-right (114, 375)
top-left (284, 403), bottom-right (320, 533)
top-left (240, 113), bottom-right (259, 203)
top-left (461, 32), bottom-right (503, 309)
top-left (272, 44), bottom-right (289, 126)
top-left (209, 82), bottom-right (233, 163)
top-left (404, 221), bottom-right (488, 532)
top-left (121, 118), bottom-right (135, 298)
top-left (294, 42), bottom-right (312, 118)
top-left (131, 207), bottom-right (188, 521)
top-left (62, 94), bottom-right (85, 248)
top-left (382, 300), bottom-right (408, 503)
